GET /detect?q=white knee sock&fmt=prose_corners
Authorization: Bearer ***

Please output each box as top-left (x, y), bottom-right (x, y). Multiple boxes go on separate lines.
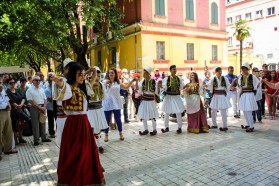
top-left (142, 119), bottom-right (148, 131)
top-left (176, 113), bottom-right (182, 129)
top-left (152, 119), bottom-right (157, 131)
top-left (220, 109), bottom-right (228, 128)
top-left (211, 109), bottom-right (218, 126)
top-left (164, 113), bottom-right (170, 128)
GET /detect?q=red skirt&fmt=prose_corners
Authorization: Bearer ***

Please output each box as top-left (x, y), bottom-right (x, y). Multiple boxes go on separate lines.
top-left (187, 101), bottom-right (209, 133)
top-left (57, 114), bottom-right (104, 186)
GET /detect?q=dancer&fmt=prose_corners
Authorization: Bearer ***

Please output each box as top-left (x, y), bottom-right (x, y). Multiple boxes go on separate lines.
top-left (161, 65), bottom-right (185, 134)
top-left (137, 66), bottom-right (160, 136)
top-left (207, 67), bottom-right (231, 131)
top-left (86, 66), bottom-right (108, 154)
top-left (184, 72), bottom-right (209, 133)
top-left (51, 63), bottom-right (104, 185)
top-left (235, 62), bottom-right (259, 132)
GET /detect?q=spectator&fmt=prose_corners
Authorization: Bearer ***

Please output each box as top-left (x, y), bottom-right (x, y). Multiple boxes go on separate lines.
top-left (129, 70), bottom-right (136, 119)
top-left (203, 71), bottom-right (212, 118)
top-left (252, 67), bottom-right (262, 123)
top-left (6, 78), bottom-right (27, 145)
top-left (120, 68), bottom-right (130, 123)
top-left (26, 76), bottom-right (32, 87)
top-left (0, 77), bottom-right (18, 161)
top-left (2, 73), bottom-right (10, 90)
top-left (36, 71), bottom-right (48, 89)
top-left (265, 70), bottom-right (279, 119)
top-left (44, 77), bottom-right (55, 138)
top-left (152, 69), bottom-right (161, 81)
top-left (16, 77), bottom-right (29, 105)
top-left (26, 76), bottom-right (51, 146)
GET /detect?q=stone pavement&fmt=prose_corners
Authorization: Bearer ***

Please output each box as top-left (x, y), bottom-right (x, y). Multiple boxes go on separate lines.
top-left (1, 109), bottom-right (279, 186)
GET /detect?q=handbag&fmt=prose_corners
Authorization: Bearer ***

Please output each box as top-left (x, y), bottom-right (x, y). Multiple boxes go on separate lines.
top-left (16, 117), bottom-right (28, 131)
top-left (39, 112), bottom-right (47, 123)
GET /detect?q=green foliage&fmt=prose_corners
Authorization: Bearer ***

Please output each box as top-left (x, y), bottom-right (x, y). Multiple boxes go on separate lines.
top-left (0, 0), bottom-right (124, 71)
top-left (233, 19), bottom-right (251, 41)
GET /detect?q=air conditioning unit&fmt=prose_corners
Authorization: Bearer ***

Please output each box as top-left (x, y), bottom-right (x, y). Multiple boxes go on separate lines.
top-left (92, 37), bottom-right (98, 44)
top-left (106, 31), bottom-right (112, 40)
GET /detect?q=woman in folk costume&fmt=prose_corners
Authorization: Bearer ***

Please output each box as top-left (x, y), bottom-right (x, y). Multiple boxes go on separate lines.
top-left (161, 65), bottom-right (185, 134)
top-left (137, 66), bottom-right (160, 136)
top-left (85, 66), bottom-right (108, 154)
top-left (184, 72), bottom-right (209, 133)
top-left (207, 67), bottom-right (231, 131)
top-left (235, 62), bottom-right (259, 132)
top-left (102, 67), bottom-right (138, 142)
top-left (51, 63), bottom-right (104, 186)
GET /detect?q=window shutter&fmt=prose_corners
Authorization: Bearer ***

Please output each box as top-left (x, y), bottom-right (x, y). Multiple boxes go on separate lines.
top-left (160, 0), bottom-right (165, 16)
top-left (156, 0), bottom-right (160, 15)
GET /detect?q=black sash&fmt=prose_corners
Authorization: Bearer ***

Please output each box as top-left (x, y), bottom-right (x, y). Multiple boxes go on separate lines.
top-left (88, 101), bottom-right (102, 110)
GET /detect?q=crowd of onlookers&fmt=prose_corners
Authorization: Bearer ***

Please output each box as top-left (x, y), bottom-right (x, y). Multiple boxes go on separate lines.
top-left (1, 64), bottom-right (278, 161)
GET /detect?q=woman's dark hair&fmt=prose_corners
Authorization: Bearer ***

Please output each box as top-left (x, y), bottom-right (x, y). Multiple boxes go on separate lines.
top-left (7, 77), bottom-right (16, 84)
top-left (190, 72), bottom-right (199, 83)
top-left (106, 67), bottom-right (120, 84)
top-left (67, 63), bottom-right (85, 85)
top-left (20, 77), bottom-right (27, 83)
top-left (268, 70), bottom-right (278, 81)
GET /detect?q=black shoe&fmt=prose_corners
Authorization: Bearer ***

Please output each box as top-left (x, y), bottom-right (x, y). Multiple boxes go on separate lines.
top-left (150, 130), bottom-right (157, 136)
top-left (176, 128), bottom-right (182, 134)
top-left (42, 139), bottom-right (51, 142)
top-left (219, 127), bottom-right (228, 131)
top-left (139, 130), bottom-right (149, 135)
top-left (241, 125), bottom-right (249, 129)
top-left (246, 128), bottom-right (254, 132)
top-left (161, 127), bottom-right (169, 133)
top-left (50, 135), bottom-right (56, 138)
top-left (125, 120), bottom-right (130, 123)
top-left (209, 125), bottom-right (218, 129)
top-left (34, 142), bottom-right (40, 146)
top-left (99, 147), bottom-right (104, 154)
top-left (19, 138), bottom-right (27, 143)
top-left (234, 115), bottom-right (240, 118)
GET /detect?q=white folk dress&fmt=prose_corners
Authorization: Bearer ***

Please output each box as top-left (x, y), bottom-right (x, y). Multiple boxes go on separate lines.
top-left (161, 76), bottom-right (185, 114)
top-left (184, 84), bottom-right (205, 114)
top-left (238, 74), bottom-right (259, 111)
top-left (85, 81), bottom-right (108, 132)
top-left (208, 76), bottom-right (232, 110)
top-left (137, 79), bottom-right (159, 119)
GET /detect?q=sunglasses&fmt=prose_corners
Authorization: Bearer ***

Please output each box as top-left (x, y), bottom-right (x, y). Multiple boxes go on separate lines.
top-left (9, 82), bottom-right (16, 85)
top-left (33, 79), bottom-right (40, 82)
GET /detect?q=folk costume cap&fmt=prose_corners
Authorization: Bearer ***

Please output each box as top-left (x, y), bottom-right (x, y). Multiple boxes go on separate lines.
top-left (94, 66), bottom-right (101, 73)
top-left (241, 62), bottom-right (250, 69)
top-left (144, 66), bottom-right (153, 75)
top-left (63, 58), bottom-right (74, 68)
top-left (122, 68), bottom-right (128, 73)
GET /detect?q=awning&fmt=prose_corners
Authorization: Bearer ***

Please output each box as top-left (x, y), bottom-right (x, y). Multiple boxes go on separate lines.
top-left (0, 65), bottom-right (31, 74)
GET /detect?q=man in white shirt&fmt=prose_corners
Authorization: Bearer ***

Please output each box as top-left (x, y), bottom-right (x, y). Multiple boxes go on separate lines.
top-left (0, 77), bottom-right (18, 161)
top-left (26, 76), bottom-right (51, 146)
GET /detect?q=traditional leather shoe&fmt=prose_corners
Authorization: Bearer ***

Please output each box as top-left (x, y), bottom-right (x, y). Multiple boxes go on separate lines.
top-left (104, 134), bottom-right (109, 142)
top-left (246, 128), bottom-right (254, 132)
top-left (34, 142), bottom-right (40, 146)
top-left (98, 147), bottom-right (104, 154)
top-left (219, 127), bottom-right (228, 131)
top-left (209, 125), bottom-right (218, 129)
top-left (19, 138), bottom-right (27, 143)
top-left (161, 127), bottom-right (169, 133)
top-left (150, 130), bottom-right (157, 136)
top-left (241, 125), bottom-right (249, 129)
top-left (139, 130), bottom-right (149, 135)
top-left (234, 115), bottom-right (240, 118)
top-left (42, 139), bottom-right (51, 142)
top-left (4, 149), bottom-right (18, 155)
top-left (176, 128), bottom-right (182, 134)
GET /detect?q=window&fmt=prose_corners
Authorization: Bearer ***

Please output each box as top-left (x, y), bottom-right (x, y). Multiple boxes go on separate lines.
top-left (255, 10), bottom-right (263, 18)
top-left (245, 13), bottom-right (252, 20)
top-left (97, 51), bottom-right (102, 67)
top-left (212, 45), bottom-right (218, 60)
top-left (211, 3), bottom-right (218, 24)
top-left (267, 7), bottom-right (275, 16)
top-left (186, 43), bottom-right (194, 60)
top-left (228, 37), bottom-right (232, 46)
top-left (111, 47), bottom-right (116, 65)
top-left (235, 15), bottom-right (241, 22)
top-left (186, 0), bottom-right (194, 20)
top-left (156, 41), bottom-right (165, 60)
top-left (227, 0), bottom-right (230, 3)
top-left (227, 17), bottom-right (232, 24)
top-left (269, 64), bottom-right (276, 70)
top-left (155, 0), bottom-right (165, 16)
top-left (267, 53), bottom-right (273, 59)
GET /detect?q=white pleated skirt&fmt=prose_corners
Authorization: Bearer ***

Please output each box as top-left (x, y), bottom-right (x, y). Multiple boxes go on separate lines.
top-left (210, 94), bottom-right (231, 110)
top-left (161, 95), bottom-right (185, 114)
top-left (56, 117), bottom-right (67, 147)
top-left (137, 100), bottom-right (159, 119)
top-left (239, 92), bottom-right (258, 111)
top-left (87, 108), bottom-right (108, 132)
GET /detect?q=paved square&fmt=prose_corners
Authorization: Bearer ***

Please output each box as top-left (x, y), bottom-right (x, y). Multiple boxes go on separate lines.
top-left (1, 110), bottom-right (279, 186)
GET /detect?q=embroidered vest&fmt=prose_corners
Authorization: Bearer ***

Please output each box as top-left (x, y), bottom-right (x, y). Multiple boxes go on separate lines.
top-left (240, 74), bottom-right (254, 90)
top-left (166, 76), bottom-right (180, 95)
top-left (89, 82), bottom-right (103, 101)
top-left (187, 83), bottom-right (199, 95)
top-left (213, 76), bottom-right (227, 90)
top-left (62, 87), bottom-right (84, 111)
top-left (142, 79), bottom-right (156, 93)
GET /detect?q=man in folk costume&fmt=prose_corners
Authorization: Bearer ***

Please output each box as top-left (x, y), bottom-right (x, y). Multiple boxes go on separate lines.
top-left (52, 58), bottom-right (74, 147)
top-left (137, 66), bottom-right (160, 136)
top-left (161, 65), bottom-right (185, 134)
top-left (85, 66), bottom-right (108, 153)
top-left (235, 62), bottom-right (259, 132)
top-left (207, 67), bottom-right (231, 131)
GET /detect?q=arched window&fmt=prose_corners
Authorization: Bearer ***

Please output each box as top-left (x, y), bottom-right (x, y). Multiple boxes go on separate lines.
top-left (211, 2), bottom-right (218, 24)
top-left (186, 0), bottom-right (194, 20)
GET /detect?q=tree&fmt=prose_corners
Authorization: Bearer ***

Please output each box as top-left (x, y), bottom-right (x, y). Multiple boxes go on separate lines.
top-left (0, 0), bottom-right (125, 70)
top-left (233, 19), bottom-right (251, 68)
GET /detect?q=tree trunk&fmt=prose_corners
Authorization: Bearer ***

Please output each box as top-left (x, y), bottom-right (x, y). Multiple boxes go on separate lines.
top-left (77, 53), bottom-right (89, 70)
top-left (240, 40), bottom-right (243, 68)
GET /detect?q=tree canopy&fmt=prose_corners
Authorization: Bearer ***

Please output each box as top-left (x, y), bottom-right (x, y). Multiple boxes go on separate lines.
top-left (0, 0), bottom-right (125, 72)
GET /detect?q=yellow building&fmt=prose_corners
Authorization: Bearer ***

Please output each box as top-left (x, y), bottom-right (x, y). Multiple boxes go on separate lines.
top-left (90, 0), bottom-right (228, 78)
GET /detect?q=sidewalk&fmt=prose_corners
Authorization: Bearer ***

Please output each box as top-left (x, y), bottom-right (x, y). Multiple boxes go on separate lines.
top-left (1, 109), bottom-right (279, 186)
